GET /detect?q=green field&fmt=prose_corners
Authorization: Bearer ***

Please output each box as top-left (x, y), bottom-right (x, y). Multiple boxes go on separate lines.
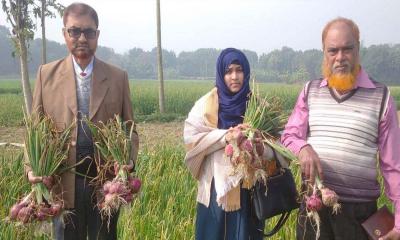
top-left (0, 80), bottom-right (395, 239)
top-left (0, 79), bottom-right (305, 127)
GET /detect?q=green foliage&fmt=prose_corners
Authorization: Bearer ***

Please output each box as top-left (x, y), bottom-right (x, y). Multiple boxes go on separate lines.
top-left (32, 0), bottom-right (64, 20)
top-left (0, 148), bottom-right (49, 240)
top-left (244, 84), bottom-right (286, 136)
top-left (2, 80), bottom-right (400, 128)
top-left (1, 20), bottom-right (400, 85)
top-left (24, 112), bottom-right (72, 176)
top-left (86, 115), bottom-right (133, 182)
top-left (0, 93), bottom-right (24, 126)
top-left (1, 0), bottom-right (36, 46)
top-left (135, 113), bottom-right (185, 123)
top-left (0, 142), bottom-right (394, 239)
top-left (118, 145), bottom-right (196, 239)
top-left (130, 80), bottom-right (213, 117)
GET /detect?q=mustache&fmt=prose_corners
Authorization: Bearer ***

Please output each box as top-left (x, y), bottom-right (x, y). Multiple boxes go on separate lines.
top-left (333, 63), bottom-right (350, 69)
top-left (73, 44), bottom-right (89, 48)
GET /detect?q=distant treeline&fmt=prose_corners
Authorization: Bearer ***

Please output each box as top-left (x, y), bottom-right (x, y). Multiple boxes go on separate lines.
top-left (1, 25), bottom-right (400, 84)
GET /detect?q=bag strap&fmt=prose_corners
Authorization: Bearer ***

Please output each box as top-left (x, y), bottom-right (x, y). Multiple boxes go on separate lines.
top-left (272, 148), bottom-right (283, 170)
top-left (262, 211), bottom-right (291, 237)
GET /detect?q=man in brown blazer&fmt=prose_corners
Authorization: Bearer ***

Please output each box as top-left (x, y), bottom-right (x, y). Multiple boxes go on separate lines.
top-left (26, 3), bottom-right (139, 239)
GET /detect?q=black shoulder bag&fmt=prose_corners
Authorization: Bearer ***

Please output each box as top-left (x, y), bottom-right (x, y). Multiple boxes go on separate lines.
top-left (251, 150), bottom-right (300, 237)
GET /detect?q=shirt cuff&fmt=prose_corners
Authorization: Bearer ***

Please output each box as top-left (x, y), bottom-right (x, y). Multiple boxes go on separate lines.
top-left (290, 140), bottom-right (309, 155)
top-left (395, 200), bottom-right (400, 231)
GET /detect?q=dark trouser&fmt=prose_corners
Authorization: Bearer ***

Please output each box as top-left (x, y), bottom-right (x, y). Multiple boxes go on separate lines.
top-left (196, 179), bottom-right (265, 240)
top-left (53, 144), bottom-right (119, 239)
top-left (53, 176), bottom-right (119, 240)
top-left (296, 200), bottom-right (377, 240)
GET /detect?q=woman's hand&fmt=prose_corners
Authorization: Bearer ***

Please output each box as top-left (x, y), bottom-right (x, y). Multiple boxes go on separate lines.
top-left (252, 130), bottom-right (264, 156)
top-left (225, 125), bottom-right (248, 144)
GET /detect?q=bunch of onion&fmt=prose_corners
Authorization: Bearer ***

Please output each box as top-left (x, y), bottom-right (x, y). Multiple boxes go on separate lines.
top-left (225, 81), bottom-right (290, 188)
top-left (8, 111), bottom-right (71, 224)
top-left (225, 124), bottom-right (266, 188)
top-left (303, 175), bottom-right (341, 239)
top-left (87, 115), bottom-right (141, 223)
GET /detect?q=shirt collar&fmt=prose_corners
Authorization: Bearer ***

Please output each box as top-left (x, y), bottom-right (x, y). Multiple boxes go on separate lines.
top-left (319, 67), bottom-right (376, 89)
top-left (72, 56), bottom-right (94, 79)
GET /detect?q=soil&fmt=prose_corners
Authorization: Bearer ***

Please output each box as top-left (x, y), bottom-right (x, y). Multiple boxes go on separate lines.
top-left (0, 121), bottom-right (185, 149)
top-left (2, 111), bottom-right (399, 147)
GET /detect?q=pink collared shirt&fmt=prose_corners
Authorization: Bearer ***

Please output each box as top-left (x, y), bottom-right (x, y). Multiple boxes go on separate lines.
top-left (281, 68), bottom-right (400, 231)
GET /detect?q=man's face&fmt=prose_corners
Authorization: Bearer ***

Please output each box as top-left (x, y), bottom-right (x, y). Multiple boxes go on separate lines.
top-left (63, 14), bottom-right (99, 60)
top-left (323, 23), bottom-right (359, 76)
top-left (322, 23), bottom-right (360, 91)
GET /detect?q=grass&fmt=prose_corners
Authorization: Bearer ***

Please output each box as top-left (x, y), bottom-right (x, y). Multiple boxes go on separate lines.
top-left (0, 148), bottom-right (49, 240)
top-left (0, 79), bottom-right (396, 239)
top-left (0, 79), bottom-right (302, 127)
top-left (117, 145), bottom-right (196, 239)
top-left (0, 94), bottom-right (24, 127)
top-left (0, 140), bottom-right (393, 239)
top-left (1, 79), bottom-right (399, 127)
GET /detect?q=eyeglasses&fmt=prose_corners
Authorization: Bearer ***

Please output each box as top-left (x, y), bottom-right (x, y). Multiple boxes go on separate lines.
top-left (65, 28), bottom-right (97, 39)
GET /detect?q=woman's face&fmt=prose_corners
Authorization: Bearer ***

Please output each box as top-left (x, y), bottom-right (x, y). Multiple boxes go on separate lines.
top-left (224, 64), bottom-right (244, 93)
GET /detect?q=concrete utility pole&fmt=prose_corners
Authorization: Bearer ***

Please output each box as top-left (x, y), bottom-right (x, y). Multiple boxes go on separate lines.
top-left (156, 0), bottom-right (165, 113)
top-left (41, 0), bottom-right (47, 64)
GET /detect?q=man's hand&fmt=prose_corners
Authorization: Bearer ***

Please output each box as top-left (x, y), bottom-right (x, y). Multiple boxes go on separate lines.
top-left (114, 161), bottom-right (135, 175)
top-left (379, 229), bottom-right (400, 240)
top-left (27, 171), bottom-right (54, 189)
top-left (27, 170), bottom-right (42, 184)
top-left (120, 162), bottom-right (134, 172)
top-left (298, 145), bottom-right (323, 184)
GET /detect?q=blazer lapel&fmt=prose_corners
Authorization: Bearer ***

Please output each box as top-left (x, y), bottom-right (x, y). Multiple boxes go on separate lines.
top-left (59, 55), bottom-right (78, 116)
top-left (89, 58), bottom-right (109, 120)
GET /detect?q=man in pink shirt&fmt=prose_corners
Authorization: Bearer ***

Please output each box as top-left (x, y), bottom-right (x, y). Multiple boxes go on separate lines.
top-left (282, 17), bottom-right (400, 240)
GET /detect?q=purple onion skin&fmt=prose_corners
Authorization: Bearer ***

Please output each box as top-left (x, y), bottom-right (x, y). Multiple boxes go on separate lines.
top-left (109, 182), bottom-right (123, 194)
top-left (306, 194), bottom-right (323, 211)
top-left (17, 206), bottom-right (34, 224)
top-left (116, 182), bottom-right (128, 195)
top-left (225, 144), bottom-right (234, 157)
top-left (104, 193), bottom-right (115, 204)
top-left (36, 211), bottom-right (48, 221)
top-left (42, 176), bottom-right (54, 190)
top-left (9, 202), bottom-right (24, 220)
top-left (123, 193), bottom-right (133, 203)
top-left (129, 179), bottom-right (141, 193)
top-left (50, 203), bottom-right (62, 216)
top-left (103, 181), bottom-right (112, 194)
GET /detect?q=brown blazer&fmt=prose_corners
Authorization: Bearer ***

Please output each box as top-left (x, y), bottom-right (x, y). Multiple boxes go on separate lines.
top-left (29, 54), bottom-right (139, 208)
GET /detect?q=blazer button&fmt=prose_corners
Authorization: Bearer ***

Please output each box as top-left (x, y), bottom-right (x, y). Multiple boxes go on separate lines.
top-left (71, 141), bottom-right (76, 147)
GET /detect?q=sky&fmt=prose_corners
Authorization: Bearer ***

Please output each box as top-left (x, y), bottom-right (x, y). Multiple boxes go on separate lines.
top-left (0, 0), bottom-right (400, 55)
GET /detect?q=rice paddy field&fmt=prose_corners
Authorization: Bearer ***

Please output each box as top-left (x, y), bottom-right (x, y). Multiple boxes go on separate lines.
top-left (0, 79), bottom-right (397, 239)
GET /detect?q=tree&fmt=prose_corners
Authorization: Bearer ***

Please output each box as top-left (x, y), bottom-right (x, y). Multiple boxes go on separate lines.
top-left (2, 0), bottom-right (35, 114)
top-left (1, 0), bottom-right (63, 114)
top-left (177, 48), bottom-right (219, 78)
top-left (0, 25), bottom-right (18, 76)
top-left (156, 0), bottom-right (165, 113)
top-left (34, 0), bottom-right (63, 64)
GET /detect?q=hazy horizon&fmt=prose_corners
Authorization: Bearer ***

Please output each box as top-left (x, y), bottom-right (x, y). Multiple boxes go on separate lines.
top-left (1, 0), bottom-right (400, 55)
